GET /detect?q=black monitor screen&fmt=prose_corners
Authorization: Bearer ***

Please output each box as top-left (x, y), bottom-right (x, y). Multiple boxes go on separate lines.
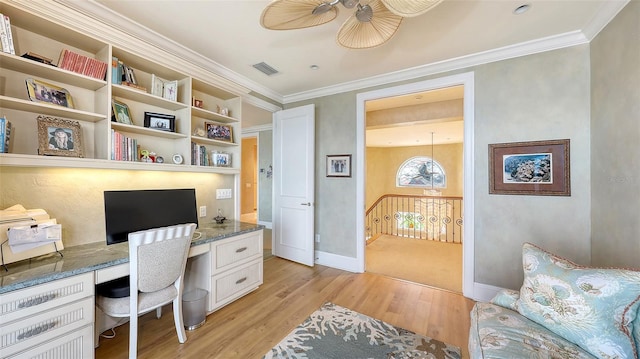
top-left (104, 188), bottom-right (198, 245)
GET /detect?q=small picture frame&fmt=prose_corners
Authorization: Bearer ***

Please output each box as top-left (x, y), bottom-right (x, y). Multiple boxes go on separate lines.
top-left (163, 80), bottom-right (178, 102)
top-left (205, 122), bottom-right (233, 142)
top-left (192, 97), bottom-right (204, 108)
top-left (112, 100), bottom-right (133, 125)
top-left (212, 152), bottom-right (231, 167)
top-left (151, 74), bottom-right (166, 97)
top-left (144, 112), bottom-right (176, 132)
top-left (326, 154), bottom-right (351, 177)
top-left (489, 139), bottom-right (570, 196)
top-left (26, 78), bottom-right (74, 108)
top-left (37, 116), bottom-right (84, 157)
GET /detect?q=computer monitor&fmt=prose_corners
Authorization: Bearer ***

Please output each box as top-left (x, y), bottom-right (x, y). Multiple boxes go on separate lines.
top-left (104, 188), bottom-right (198, 245)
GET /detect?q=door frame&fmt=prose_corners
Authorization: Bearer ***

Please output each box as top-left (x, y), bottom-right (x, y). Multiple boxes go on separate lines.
top-left (355, 72), bottom-right (476, 299)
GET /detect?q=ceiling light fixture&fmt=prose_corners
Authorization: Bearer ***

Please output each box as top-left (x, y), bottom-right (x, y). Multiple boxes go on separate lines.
top-left (513, 4), bottom-right (531, 15)
top-left (260, 0), bottom-right (443, 49)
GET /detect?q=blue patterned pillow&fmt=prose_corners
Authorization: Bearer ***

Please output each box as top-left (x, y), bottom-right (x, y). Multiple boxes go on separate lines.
top-left (517, 243), bottom-right (640, 359)
top-left (490, 289), bottom-right (520, 311)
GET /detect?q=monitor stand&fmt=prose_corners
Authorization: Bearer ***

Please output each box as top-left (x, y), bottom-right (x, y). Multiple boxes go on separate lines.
top-left (96, 275), bottom-right (130, 298)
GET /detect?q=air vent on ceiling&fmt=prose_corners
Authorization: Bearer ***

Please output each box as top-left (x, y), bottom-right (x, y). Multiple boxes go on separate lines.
top-left (253, 62), bottom-right (279, 76)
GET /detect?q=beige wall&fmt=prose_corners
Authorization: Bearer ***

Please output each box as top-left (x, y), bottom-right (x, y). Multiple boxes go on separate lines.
top-left (590, 0), bottom-right (640, 267)
top-left (0, 167), bottom-right (235, 247)
top-left (366, 143), bottom-right (463, 209)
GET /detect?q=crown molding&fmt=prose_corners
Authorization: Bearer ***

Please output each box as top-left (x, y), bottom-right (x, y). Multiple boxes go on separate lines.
top-left (283, 30), bottom-right (590, 104)
top-left (581, 0), bottom-right (629, 40)
top-left (242, 95), bottom-right (282, 113)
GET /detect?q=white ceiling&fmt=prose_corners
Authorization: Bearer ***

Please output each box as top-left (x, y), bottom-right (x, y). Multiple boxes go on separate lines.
top-left (91, 0), bottom-right (624, 101)
top-left (84, 0), bottom-right (625, 146)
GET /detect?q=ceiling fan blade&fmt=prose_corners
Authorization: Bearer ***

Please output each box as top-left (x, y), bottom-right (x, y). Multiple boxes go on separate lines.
top-left (337, 0), bottom-right (402, 49)
top-left (380, 0), bottom-right (443, 17)
top-left (260, 0), bottom-right (338, 30)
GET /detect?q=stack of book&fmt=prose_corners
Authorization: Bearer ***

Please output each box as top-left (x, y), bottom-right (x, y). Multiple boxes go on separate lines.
top-left (0, 13), bottom-right (15, 55)
top-left (0, 116), bottom-right (13, 153)
top-left (111, 129), bottom-right (139, 162)
top-left (190, 142), bottom-right (210, 166)
top-left (111, 56), bottom-right (147, 92)
top-left (57, 49), bottom-right (108, 81)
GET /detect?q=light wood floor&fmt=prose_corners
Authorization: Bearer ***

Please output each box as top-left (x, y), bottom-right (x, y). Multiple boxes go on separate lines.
top-left (95, 257), bottom-right (476, 359)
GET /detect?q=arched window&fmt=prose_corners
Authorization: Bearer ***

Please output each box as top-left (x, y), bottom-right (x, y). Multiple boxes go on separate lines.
top-left (396, 156), bottom-right (446, 188)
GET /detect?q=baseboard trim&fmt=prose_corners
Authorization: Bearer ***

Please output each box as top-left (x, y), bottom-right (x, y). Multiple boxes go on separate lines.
top-left (257, 221), bottom-right (272, 229)
top-left (472, 282), bottom-right (505, 302)
top-left (314, 250), bottom-right (361, 273)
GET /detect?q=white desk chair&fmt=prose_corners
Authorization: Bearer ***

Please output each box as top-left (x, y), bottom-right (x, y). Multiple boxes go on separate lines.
top-left (96, 223), bottom-right (197, 358)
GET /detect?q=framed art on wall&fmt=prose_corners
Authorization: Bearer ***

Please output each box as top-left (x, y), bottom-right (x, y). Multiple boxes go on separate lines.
top-left (489, 139), bottom-right (570, 196)
top-left (37, 116), bottom-right (84, 157)
top-left (326, 154), bottom-right (351, 177)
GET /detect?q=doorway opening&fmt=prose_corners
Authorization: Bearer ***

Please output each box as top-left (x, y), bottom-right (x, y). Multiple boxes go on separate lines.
top-left (356, 72), bottom-right (475, 299)
top-left (240, 136), bottom-right (258, 224)
top-left (364, 86), bottom-right (464, 292)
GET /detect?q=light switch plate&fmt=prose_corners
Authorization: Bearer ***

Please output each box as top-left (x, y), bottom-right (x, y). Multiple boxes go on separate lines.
top-left (216, 189), bottom-right (232, 199)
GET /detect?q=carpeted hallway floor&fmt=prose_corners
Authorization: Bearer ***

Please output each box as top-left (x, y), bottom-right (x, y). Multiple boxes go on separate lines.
top-left (365, 235), bottom-right (462, 293)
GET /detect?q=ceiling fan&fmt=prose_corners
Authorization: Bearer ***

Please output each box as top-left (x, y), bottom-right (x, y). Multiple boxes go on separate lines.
top-left (260, 0), bottom-right (443, 49)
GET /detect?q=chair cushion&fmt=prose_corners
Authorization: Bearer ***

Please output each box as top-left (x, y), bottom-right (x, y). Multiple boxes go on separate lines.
top-left (96, 285), bottom-right (177, 316)
top-left (517, 243), bottom-right (640, 359)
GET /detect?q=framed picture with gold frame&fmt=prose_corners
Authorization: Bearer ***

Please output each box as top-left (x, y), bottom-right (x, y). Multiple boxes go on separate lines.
top-left (26, 78), bottom-right (74, 108)
top-left (37, 116), bottom-right (84, 157)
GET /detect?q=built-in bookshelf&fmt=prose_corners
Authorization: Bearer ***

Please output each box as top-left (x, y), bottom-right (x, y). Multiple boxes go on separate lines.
top-left (0, 2), bottom-right (242, 173)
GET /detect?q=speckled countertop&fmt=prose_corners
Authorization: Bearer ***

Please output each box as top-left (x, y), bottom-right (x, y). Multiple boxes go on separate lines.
top-left (0, 221), bottom-right (264, 294)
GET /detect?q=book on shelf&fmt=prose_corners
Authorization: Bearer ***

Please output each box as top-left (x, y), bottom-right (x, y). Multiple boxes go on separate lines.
top-left (111, 129), bottom-right (139, 162)
top-left (0, 13), bottom-right (15, 55)
top-left (190, 142), bottom-right (210, 166)
top-left (57, 49), bottom-right (108, 80)
top-left (111, 56), bottom-right (122, 84)
top-left (121, 81), bottom-right (147, 92)
top-left (21, 52), bottom-right (55, 65)
top-left (0, 116), bottom-right (13, 153)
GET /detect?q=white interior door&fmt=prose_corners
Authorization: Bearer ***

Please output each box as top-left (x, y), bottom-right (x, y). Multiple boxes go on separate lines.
top-left (273, 104), bottom-right (315, 266)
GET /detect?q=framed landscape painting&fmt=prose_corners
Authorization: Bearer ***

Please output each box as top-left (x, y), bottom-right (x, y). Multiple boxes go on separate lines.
top-left (489, 139), bottom-right (570, 196)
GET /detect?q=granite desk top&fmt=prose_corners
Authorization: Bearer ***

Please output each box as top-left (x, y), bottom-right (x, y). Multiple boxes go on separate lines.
top-left (0, 221), bottom-right (264, 294)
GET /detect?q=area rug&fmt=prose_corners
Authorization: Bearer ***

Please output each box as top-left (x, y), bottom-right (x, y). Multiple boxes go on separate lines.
top-left (263, 302), bottom-right (461, 359)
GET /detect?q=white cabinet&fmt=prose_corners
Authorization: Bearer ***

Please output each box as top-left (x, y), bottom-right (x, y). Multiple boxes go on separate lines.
top-left (210, 231), bottom-right (263, 311)
top-left (0, 272), bottom-right (94, 359)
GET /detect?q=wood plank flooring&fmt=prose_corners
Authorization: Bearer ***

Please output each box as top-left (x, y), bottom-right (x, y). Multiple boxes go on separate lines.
top-left (95, 257), bottom-right (476, 358)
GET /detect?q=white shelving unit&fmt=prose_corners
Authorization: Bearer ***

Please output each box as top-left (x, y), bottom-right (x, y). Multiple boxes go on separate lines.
top-left (0, 2), bottom-right (242, 173)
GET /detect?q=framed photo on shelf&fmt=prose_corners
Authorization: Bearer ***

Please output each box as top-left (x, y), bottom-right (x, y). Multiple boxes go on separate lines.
top-left (489, 139), bottom-right (570, 196)
top-left (212, 152), bottom-right (231, 167)
top-left (144, 112), bottom-right (176, 132)
top-left (205, 122), bottom-right (233, 142)
top-left (163, 80), bottom-right (178, 101)
top-left (111, 100), bottom-right (133, 125)
top-left (150, 74), bottom-right (166, 97)
top-left (326, 154), bottom-right (351, 177)
top-left (26, 78), bottom-right (74, 108)
top-left (37, 116), bottom-right (84, 157)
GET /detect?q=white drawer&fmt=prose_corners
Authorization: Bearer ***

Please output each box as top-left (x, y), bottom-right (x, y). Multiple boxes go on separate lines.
top-left (212, 231), bottom-right (262, 273)
top-left (211, 260), bottom-right (262, 310)
top-left (7, 324), bottom-right (94, 359)
top-left (0, 296), bottom-right (94, 358)
top-left (0, 272), bottom-right (94, 323)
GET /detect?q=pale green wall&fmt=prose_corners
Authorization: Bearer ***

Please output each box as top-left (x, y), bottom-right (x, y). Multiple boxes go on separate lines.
top-left (289, 43), bottom-right (595, 289)
top-left (366, 143), bottom-right (463, 209)
top-left (590, 0), bottom-right (640, 267)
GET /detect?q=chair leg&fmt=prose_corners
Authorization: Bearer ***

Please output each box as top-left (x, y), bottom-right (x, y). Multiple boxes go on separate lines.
top-left (129, 312), bottom-right (138, 359)
top-left (173, 297), bottom-right (187, 343)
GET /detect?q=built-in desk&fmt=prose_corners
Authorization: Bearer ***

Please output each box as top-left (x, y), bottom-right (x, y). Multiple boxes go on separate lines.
top-left (0, 221), bottom-right (264, 359)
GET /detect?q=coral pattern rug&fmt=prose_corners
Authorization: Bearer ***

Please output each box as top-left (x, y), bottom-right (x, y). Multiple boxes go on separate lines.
top-left (263, 302), bottom-right (461, 359)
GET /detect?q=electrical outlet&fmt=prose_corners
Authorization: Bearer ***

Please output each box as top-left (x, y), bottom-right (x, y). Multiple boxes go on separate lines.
top-left (199, 206), bottom-right (207, 217)
top-left (216, 189), bottom-right (232, 199)
top-left (315, 234), bottom-right (320, 243)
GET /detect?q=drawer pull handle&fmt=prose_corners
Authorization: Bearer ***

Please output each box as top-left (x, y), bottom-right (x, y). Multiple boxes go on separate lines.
top-left (18, 294), bottom-right (57, 308)
top-left (236, 277), bottom-right (247, 284)
top-left (17, 321), bottom-right (57, 340)
top-left (235, 247), bottom-right (247, 253)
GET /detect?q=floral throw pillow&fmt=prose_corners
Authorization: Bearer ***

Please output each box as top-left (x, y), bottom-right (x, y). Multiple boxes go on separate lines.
top-left (517, 242), bottom-right (640, 359)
